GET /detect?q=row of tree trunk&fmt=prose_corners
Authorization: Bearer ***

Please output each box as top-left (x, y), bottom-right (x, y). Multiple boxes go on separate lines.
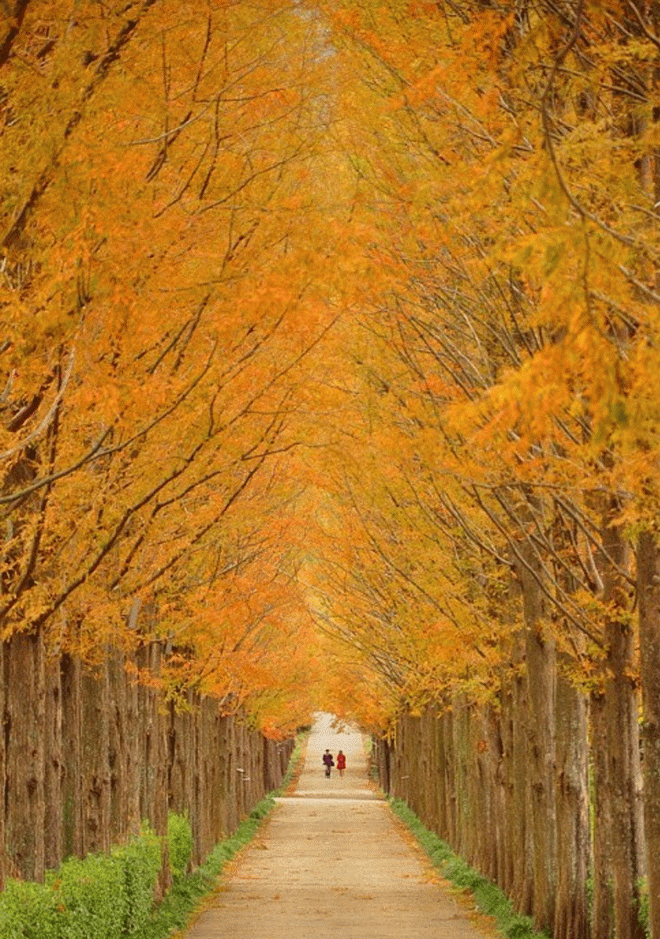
top-left (0, 628), bottom-right (294, 889)
top-left (373, 672), bottom-right (645, 939)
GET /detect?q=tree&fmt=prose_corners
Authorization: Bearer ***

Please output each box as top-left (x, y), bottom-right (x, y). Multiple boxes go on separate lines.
top-left (309, 1), bottom-right (660, 935)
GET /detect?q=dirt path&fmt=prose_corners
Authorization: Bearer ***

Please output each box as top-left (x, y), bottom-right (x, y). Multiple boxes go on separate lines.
top-left (180, 713), bottom-right (495, 939)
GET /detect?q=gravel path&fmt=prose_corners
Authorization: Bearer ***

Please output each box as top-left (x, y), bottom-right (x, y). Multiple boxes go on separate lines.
top-left (180, 713), bottom-right (495, 939)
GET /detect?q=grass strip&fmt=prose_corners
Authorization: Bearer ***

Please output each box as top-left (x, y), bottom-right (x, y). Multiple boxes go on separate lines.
top-left (388, 798), bottom-right (549, 939)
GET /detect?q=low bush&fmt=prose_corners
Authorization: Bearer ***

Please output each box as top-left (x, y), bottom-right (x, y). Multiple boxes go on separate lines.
top-left (0, 825), bottom-right (162, 939)
top-left (0, 879), bottom-right (60, 939)
top-left (49, 852), bottom-right (127, 939)
top-left (167, 813), bottom-right (194, 882)
top-left (139, 794), bottom-right (278, 939)
top-left (118, 825), bottom-right (162, 933)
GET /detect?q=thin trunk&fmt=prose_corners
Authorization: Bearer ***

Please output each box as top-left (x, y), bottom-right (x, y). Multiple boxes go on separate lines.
top-left (61, 652), bottom-right (83, 858)
top-left (0, 641), bottom-right (4, 889)
top-left (517, 536), bottom-right (557, 935)
top-left (590, 689), bottom-right (614, 939)
top-left (553, 672), bottom-right (590, 939)
top-left (44, 652), bottom-right (63, 869)
top-left (432, 707), bottom-right (448, 838)
top-left (4, 631), bottom-right (46, 881)
top-left (598, 503), bottom-right (645, 939)
top-left (637, 529), bottom-right (660, 939)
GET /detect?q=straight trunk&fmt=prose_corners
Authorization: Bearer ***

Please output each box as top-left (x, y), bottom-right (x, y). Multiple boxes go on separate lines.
top-left (553, 672), bottom-right (590, 939)
top-left (637, 529), bottom-right (660, 939)
top-left (525, 621), bottom-right (557, 934)
top-left (61, 652), bottom-right (83, 859)
top-left (4, 631), bottom-right (46, 881)
top-left (500, 642), bottom-right (532, 914)
top-left (596, 502), bottom-right (645, 939)
top-left (590, 689), bottom-right (614, 939)
top-left (517, 539), bottom-right (557, 935)
top-left (0, 642), bottom-right (6, 888)
top-left (80, 660), bottom-right (111, 856)
top-left (43, 652), bottom-right (63, 869)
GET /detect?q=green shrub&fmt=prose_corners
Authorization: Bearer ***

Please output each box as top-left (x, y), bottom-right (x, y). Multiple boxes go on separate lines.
top-left (0, 748), bottom-right (293, 939)
top-left (250, 796), bottom-right (275, 820)
top-left (167, 813), bottom-right (194, 881)
top-left (0, 825), bottom-right (162, 939)
top-left (116, 826), bottom-right (162, 933)
top-left (0, 879), bottom-right (60, 939)
top-left (443, 854), bottom-right (487, 892)
top-left (140, 798), bottom-right (279, 939)
top-left (52, 852), bottom-right (127, 939)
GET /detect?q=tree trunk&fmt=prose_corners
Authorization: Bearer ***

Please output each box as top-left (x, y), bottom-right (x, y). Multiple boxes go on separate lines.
top-left (502, 658), bottom-right (534, 916)
top-left (61, 652), bottom-right (83, 859)
top-left (590, 688), bottom-right (613, 939)
top-left (0, 641), bottom-right (6, 888)
top-left (525, 621), bottom-right (557, 934)
top-left (637, 529), bottom-right (660, 939)
top-left (138, 641), bottom-right (170, 896)
top-left (595, 503), bottom-right (645, 939)
top-left (553, 671), bottom-right (590, 939)
top-left (108, 652), bottom-right (141, 841)
top-left (43, 651), bottom-right (63, 869)
top-left (4, 631), bottom-right (46, 881)
top-left (517, 538), bottom-right (557, 935)
top-left (80, 659), bottom-right (111, 856)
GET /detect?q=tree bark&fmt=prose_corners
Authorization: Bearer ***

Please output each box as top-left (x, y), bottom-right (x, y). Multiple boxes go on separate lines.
top-left (637, 529), bottom-right (660, 939)
top-left (108, 652), bottom-right (141, 841)
top-left (43, 651), bottom-right (63, 870)
top-left (4, 631), bottom-right (46, 881)
top-left (590, 687), bottom-right (613, 939)
top-left (502, 659), bottom-right (534, 915)
top-left (61, 651), bottom-right (83, 858)
top-left (517, 537), bottom-right (557, 935)
top-left (553, 671), bottom-right (590, 939)
top-left (0, 642), bottom-right (6, 888)
top-left (80, 659), bottom-right (111, 856)
top-left (595, 502), bottom-right (645, 939)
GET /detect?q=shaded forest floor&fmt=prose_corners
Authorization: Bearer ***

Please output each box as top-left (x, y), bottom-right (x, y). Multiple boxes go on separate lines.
top-left (178, 713), bottom-right (498, 939)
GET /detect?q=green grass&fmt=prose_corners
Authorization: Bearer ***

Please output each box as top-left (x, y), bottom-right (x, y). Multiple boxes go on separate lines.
top-left (0, 825), bottom-right (162, 939)
top-left (388, 798), bottom-right (549, 939)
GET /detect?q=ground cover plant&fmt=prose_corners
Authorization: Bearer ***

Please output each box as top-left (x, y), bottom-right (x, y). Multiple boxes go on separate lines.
top-left (0, 824), bottom-right (161, 939)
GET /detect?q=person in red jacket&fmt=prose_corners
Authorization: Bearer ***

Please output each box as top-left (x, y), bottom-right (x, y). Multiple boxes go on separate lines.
top-left (336, 750), bottom-right (346, 777)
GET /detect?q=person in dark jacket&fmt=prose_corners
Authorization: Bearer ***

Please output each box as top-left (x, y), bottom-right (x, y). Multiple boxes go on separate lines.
top-left (322, 749), bottom-right (334, 777)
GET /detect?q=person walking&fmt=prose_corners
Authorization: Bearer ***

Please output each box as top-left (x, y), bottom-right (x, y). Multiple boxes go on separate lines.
top-left (322, 749), bottom-right (334, 777)
top-left (336, 750), bottom-right (346, 777)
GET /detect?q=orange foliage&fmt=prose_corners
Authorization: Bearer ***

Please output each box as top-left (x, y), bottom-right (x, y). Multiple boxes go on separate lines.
top-left (3, 0), bottom-right (660, 742)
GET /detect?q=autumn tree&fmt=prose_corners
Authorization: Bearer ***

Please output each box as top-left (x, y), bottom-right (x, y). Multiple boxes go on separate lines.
top-left (0, 0), bottom-right (347, 880)
top-left (0, 0), bottom-right (338, 692)
top-left (306, 1), bottom-right (660, 936)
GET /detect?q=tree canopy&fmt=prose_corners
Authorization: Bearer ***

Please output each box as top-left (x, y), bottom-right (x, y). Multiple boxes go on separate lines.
top-left (1, 0), bottom-right (659, 736)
